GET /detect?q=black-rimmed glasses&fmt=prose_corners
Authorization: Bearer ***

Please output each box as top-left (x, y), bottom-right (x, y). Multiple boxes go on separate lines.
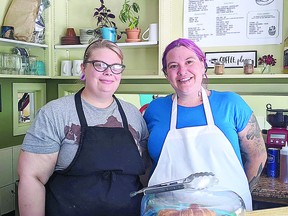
top-left (84, 60), bottom-right (125, 74)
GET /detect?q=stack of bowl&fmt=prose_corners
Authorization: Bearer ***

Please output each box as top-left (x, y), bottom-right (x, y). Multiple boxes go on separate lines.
top-left (61, 28), bottom-right (80, 45)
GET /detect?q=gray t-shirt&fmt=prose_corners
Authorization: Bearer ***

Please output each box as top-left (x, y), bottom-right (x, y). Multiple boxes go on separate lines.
top-left (22, 94), bottom-right (149, 171)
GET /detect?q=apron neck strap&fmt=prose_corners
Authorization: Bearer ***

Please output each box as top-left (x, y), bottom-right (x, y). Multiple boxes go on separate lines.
top-left (75, 87), bottom-right (87, 127)
top-left (74, 88), bottom-right (129, 129)
top-left (170, 87), bottom-right (215, 129)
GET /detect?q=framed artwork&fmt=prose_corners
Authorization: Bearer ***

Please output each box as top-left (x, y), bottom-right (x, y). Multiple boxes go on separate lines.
top-left (205, 51), bottom-right (257, 68)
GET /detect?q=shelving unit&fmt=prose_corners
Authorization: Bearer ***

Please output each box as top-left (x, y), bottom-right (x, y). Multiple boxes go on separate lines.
top-left (54, 41), bottom-right (158, 49)
top-left (0, 38), bottom-right (48, 49)
top-left (0, 0), bottom-right (287, 81)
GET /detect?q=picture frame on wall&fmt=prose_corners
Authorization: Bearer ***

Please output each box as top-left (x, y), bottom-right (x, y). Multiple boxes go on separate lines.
top-left (205, 50), bottom-right (257, 68)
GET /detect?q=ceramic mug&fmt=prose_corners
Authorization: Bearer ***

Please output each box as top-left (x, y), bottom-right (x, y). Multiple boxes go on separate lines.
top-left (142, 23), bottom-right (158, 42)
top-left (61, 60), bottom-right (72, 76)
top-left (72, 60), bottom-right (83, 76)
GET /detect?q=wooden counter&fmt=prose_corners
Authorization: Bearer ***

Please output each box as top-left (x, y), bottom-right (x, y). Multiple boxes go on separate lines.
top-left (246, 206), bottom-right (288, 215)
top-left (252, 174), bottom-right (288, 205)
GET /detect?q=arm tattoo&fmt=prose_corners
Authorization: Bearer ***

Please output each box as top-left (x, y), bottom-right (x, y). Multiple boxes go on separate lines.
top-left (246, 115), bottom-right (261, 140)
top-left (249, 163), bottom-right (264, 191)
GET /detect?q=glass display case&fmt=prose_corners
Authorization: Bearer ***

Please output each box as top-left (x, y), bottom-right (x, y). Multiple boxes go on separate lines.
top-left (141, 188), bottom-right (246, 216)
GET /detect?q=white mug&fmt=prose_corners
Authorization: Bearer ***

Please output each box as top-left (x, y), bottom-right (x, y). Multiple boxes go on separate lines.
top-left (142, 23), bottom-right (158, 42)
top-left (72, 60), bottom-right (83, 76)
top-left (61, 60), bottom-right (72, 76)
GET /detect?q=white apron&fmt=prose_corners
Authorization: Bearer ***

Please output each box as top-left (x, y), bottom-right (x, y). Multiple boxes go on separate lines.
top-left (148, 88), bottom-right (252, 210)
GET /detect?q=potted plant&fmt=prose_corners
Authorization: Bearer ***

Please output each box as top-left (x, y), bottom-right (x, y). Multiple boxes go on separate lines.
top-left (119, 0), bottom-right (141, 42)
top-left (93, 0), bottom-right (121, 42)
top-left (258, 54), bottom-right (276, 74)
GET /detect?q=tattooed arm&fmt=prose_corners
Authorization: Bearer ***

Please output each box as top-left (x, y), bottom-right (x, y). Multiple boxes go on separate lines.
top-left (238, 113), bottom-right (267, 191)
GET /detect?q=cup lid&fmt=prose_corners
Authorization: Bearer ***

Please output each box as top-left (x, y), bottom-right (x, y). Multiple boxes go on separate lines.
top-left (243, 59), bottom-right (254, 64)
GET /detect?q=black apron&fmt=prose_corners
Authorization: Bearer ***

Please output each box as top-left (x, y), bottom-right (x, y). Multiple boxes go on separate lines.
top-left (45, 88), bottom-right (145, 216)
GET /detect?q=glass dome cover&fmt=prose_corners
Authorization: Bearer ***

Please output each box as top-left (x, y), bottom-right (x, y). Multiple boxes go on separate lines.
top-left (141, 188), bottom-right (246, 216)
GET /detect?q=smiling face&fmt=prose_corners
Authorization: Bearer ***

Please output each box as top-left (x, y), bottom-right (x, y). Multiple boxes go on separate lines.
top-left (82, 47), bottom-right (122, 98)
top-left (165, 46), bottom-right (206, 97)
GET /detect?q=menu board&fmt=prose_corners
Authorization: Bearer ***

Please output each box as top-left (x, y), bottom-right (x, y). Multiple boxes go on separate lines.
top-left (183, 0), bottom-right (283, 47)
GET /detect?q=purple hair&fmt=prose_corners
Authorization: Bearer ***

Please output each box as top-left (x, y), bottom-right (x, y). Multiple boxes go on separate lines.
top-left (162, 38), bottom-right (207, 73)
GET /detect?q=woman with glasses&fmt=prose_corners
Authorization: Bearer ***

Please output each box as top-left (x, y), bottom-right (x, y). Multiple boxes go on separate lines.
top-left (18, 39), bottom-right (151, 216)
top-left (143, 38), bottom-right (267, 211)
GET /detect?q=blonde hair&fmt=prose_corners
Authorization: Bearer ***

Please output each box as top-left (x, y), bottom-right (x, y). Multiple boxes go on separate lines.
top-left (83, 39), bottom-right (124, 64)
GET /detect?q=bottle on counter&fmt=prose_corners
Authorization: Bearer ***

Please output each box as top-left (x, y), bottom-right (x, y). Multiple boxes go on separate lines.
top-left (284, 36), bottom-right (288, 74)
top-left (279, 142), bottom-right (288, 183)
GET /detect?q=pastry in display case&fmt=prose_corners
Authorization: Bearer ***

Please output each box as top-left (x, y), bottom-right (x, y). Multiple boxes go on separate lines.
top-left (141, 189), bottom-right (245, 216)
top-left (136, 172), bottom-right (246, 216)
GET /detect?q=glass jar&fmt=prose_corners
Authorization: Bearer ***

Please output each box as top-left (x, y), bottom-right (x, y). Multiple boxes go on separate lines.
top-left (141, 188), bottom-right (246, 216)
top-left (214, 61), bottom-right (225, 75)
top-left (243, 59), bottom-right (254, 74)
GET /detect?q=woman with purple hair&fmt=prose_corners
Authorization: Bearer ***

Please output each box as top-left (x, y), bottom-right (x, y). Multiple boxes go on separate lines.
top-left (144, 38), bottom-right (267, 211)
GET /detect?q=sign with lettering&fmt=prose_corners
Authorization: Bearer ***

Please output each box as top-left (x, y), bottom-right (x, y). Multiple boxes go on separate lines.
top-left (205, 51), bottom-right (257, 68)
top-left (184, 0), bottom-right (283, 47)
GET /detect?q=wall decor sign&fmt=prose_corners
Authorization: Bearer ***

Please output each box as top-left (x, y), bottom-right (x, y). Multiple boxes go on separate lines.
top-left (205, 51), bottom-right (257, 68)
top-left (183, 0), bottom-right (283, 47)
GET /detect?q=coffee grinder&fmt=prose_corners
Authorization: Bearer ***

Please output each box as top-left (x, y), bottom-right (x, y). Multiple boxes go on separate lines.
top-left (266, 103), bottom-right (288, 149)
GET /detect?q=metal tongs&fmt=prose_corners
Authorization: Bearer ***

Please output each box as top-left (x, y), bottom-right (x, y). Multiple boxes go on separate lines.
top-left (130, 172), bottom-right (218, 197)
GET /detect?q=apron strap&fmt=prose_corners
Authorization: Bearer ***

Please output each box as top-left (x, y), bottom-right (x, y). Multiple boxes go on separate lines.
top-left (201, 87), bottom-right (215, 126)
top-left (113, 95), bottom-right (129, 130)
top-left (170, 95), bottom-right (178, 130)
top-left (75, 87), bottom-right (87, 127)
top-left (170, 87), bottom-right (215, 130)
top-left (74, 89), bottom-right (129, 130)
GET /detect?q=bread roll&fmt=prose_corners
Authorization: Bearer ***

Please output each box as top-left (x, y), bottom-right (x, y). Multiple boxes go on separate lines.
top-left (157, 206), bottom-right (216, 216)
top-left (158, 209), bottom-right (180, 216)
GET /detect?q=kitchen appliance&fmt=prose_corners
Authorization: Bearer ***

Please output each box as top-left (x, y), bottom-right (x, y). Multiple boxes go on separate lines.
top-left (266, 103), bottom-right (288, 148)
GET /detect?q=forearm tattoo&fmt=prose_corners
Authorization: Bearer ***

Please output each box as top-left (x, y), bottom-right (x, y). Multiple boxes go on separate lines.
top-left (249, 164), bottom-right (263, 191)
top-left (241, 114), bottom-right (266, 191)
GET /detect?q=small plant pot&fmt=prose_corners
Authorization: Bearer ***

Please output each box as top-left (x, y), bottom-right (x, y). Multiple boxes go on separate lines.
top-left (100, 27), bottom-right (116, 42)
top-left (125, 28), bottom-right (141, 42)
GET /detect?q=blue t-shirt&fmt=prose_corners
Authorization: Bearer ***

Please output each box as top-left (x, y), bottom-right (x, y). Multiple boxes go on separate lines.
top-left (143, 90), bottom-right (252, 168)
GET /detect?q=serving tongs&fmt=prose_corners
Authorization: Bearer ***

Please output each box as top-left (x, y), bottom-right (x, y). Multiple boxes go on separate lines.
top-left (130, 172), bottom-right (218, 197)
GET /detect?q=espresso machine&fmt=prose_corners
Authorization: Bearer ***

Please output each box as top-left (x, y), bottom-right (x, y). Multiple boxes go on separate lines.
top-left (266, 103), bottom-right (288, 149)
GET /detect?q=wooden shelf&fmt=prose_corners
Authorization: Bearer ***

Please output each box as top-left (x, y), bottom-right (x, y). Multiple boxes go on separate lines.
top-left (47, 73), bottom-right (288, 80)
top-left (0, 38), bottom-right (48, 48)
top-left (0, 74), bottom-right (49, 79)
top-left (207, 73), bottom-right (288, 79)
top-left (54, 41), bottom-right (158, 49)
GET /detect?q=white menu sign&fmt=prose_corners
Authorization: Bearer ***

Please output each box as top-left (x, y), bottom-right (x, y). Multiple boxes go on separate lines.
top-left (183, 0), bottom-right (283, 47)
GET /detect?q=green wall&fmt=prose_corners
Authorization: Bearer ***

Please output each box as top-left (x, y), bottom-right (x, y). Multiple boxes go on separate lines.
top-left (0, 78), bottom-right (78, 148)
